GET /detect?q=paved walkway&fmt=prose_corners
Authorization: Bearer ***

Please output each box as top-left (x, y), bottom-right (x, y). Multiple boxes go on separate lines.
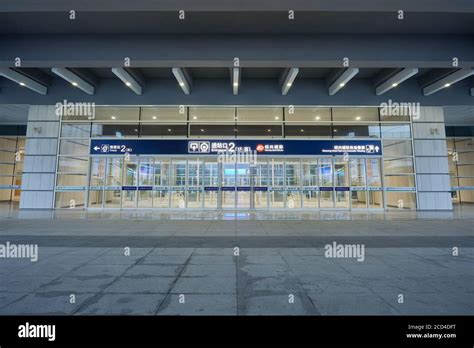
top-left (0, 208), bottom-right (472, 315)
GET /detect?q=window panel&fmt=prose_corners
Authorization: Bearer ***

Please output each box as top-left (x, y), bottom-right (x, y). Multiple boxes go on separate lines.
top-left (236, 125), bottom-right (282, 137)
top-left (384, 158), bottom-right (414, 174)
top-left (332, 125), bottom-right (380, 138)
top-left (141, 107), bottom-right (187, 123)
top-left (58, 157), bottom-right (89, 174)
top-left (92, 124), bottom-right (139, 137)
top-left (332, 107), bottom-right (379, 122)
top-left (285, 125), bottom-right (331, 137)
top-left (140, 124), bottom-right (187, 136)
top-left (190, 125), bottom-right (235, 137)
top-left (59, 139), bottom-right (89, 156)
top-left (61, 123), bottom-right (91, 138)
top-left (381, 124), bottom-right (411, 139)
top-left (237, 107), bottom-right (283, 122)
top-left (93, 107), bottom-right (140, 122)
top-left (285, 107), bottom-right (331, 122)
top-left (189, 107), bottom-right (235, 123)
top-left (382, 140), bottom-right (413, 157)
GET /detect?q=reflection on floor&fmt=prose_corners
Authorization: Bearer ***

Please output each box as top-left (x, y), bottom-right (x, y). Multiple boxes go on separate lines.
top-left (1, 201), bottom-right (474, 221)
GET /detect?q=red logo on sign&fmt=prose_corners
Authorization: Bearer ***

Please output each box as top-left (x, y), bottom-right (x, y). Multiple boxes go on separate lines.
top-left (256, 144), bottom-right (265, 152)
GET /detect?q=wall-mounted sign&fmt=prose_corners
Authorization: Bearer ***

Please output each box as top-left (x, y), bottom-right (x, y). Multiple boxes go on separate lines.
top-left (90, 139), bottom-right (383, 156)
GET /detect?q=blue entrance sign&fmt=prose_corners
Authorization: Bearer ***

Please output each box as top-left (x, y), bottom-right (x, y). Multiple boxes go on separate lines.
top-left (90, 139), bottom-right (382, 156)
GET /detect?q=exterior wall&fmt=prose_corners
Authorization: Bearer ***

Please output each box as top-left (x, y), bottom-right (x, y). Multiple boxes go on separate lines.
top-left (19, 105), bottom-right (59, 209)
top-left (413, 107), bottom-right (452, 210)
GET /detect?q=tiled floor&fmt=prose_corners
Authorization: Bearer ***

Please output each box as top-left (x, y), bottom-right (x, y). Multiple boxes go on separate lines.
top-left (0, 204), bottom-right (472, 315)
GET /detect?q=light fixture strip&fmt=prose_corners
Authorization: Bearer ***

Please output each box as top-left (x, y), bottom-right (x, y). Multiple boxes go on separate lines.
top-left (111, 68), bottom-right (142, 95)
top-left (51, 68), bottom-right (95, 95)
top-left (375, 68), bottom-right (419, 95)
top-left (423, 68), bottom-right (474, 96)
top-left (0, 68), bottom-right (48, 95)
top-left (172, 67), bottom-right (192, 95)
top-left (280, 67), bottom-right (299, 95)
top-left (328, 68), bottom-right (359, 95)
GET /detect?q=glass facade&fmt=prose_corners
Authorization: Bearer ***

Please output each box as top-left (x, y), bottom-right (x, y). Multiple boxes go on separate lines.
top-left (447, 136), bottom-right (474, 205)
top-left (0, 136), bottom-right (25, 203)
top-left (55, 106), bottom-right (417, 210)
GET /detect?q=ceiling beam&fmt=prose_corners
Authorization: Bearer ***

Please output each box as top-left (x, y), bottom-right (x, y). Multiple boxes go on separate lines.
top-left (111, 68), bottom-right (143, 95)
top-left (51, 67), bottom-right (95, 95)
top-left (375, 68), bottom-right (419, 95)
top-left (172, 67), bottom-right (192, 95)
top-left (328, 68), bottom-right (359, 95)
top-left (423, 68), bottom-right (474, 96)
top-left (279, 68), bottom-right (299, 96)
top-left (0, 68), bottom-right (47, 95)
top-left (231, 67), bottom-right (240, 95)
top-left (471, 88), bottom-right (474, 97)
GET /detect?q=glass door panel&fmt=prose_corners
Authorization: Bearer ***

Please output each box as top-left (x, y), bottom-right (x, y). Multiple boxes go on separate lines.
top-left (319, 159), bottom-right (334, 208)
top-left (285, 159), bottom-right (301, 208)
top-left (350, 158), bottom-right (367, 209)
top-left (138, 158), bottom-right (154, 208)
top-left (153, 159), bottom-right (170, 208)
top-left (88, 157), bottom-right (105, 207)
top-left (222, 163), bottom-right (235, 209)
top-left (204, 160), bottom-right (218, 209)
top-left (334, 159), bottom-right (350, 208)
top-left (367, 158), bottom-right (383, 208)
top-left (188, 159), bottom-right (203, 208)
top-left (236, 163), bottom-right (251, 209)
top-left (104, 157), bottom-right (122, 208)
top-left (269, 159), bottom-right (285, 208)
top-left (253, 161), bottom-right (268, 209)
top-left (170, 159), bottom-right (186, 208)
top-left (122, 158), bottom-right (138, 208)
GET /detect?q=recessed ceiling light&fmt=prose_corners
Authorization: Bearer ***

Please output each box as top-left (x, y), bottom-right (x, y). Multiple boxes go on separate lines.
top-left (167, 128), bottom-right (172, 132)
top-left (444, 83), bottom-right (450, 88)
top-left (134, 129), bottom-right (138, 132)
top-left (392, 83), bottom-right (398, 87)
top-left (334, 129), bottom-right (338, 132)
top-left (267, 129), bottom-right (271, 132)
top-left (233, 82), bottom-right (238, 87)
top-left (125, 82), bottom-right (131, 87)
top-left (286, 82), bottom-right (292, 87)
top-left (72, 82), bottom-right (78, 87)
top-left (300, 129), bottom-right (304, 132)
top-left (315, 116), bottom-right (320, 120)
top-left (275, 116), bottom-right (279, 120)
top-left (200, 129), bottom-right (205, 132)
top-left (356, 116), bottom-right (361, 120)
top-left (19, 82), bottom-right (26, 87)
top-left (339, 82), bottom-right (345, 87)
top-left (179, 82), bottom-right (185, 87)
top-left (193, 116), bottom-right (197, 120)
top-left (152, 116), bottom-right (157, 120)
top-left (111, 116), bottom-right (116, 120)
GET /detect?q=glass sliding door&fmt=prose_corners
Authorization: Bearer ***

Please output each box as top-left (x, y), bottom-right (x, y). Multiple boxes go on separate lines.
top-left (153, 158), bottom-right (170, 208)
top-left (138, 158), bottom-right (154, 208)
top-left (88, 157), bottom-right (105, 207)
top-left (253, 160), bottom-right (268, 209)
top-left (302, 159), bottom-right (318, 208)
top-left (334, 158), bottom-right (350, 209)
top-left (222, 163), bottom-right (236, 209)
top-left (285, 159), bottom-right (302, 208)
top-left (319, 159), bottom-right (334, 208)
top-left (104, 157), bottom-right (122, 208)
top-left (188, 159), bottom-right (203, 208)
top-left (350, 158), bottom-right (367, 209)
top-left (170, 159), bottom-right (186, 208)
top-left (204, 160), bottom-right (218, 209)
top-left (269, 159), bottom-right (285, 208)
top-left (236, 163), bottom-right (251, 209)
top-left (122, 157), bottom-right (138, 208)
top-left (367, 158), bottom-right (383, 209)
